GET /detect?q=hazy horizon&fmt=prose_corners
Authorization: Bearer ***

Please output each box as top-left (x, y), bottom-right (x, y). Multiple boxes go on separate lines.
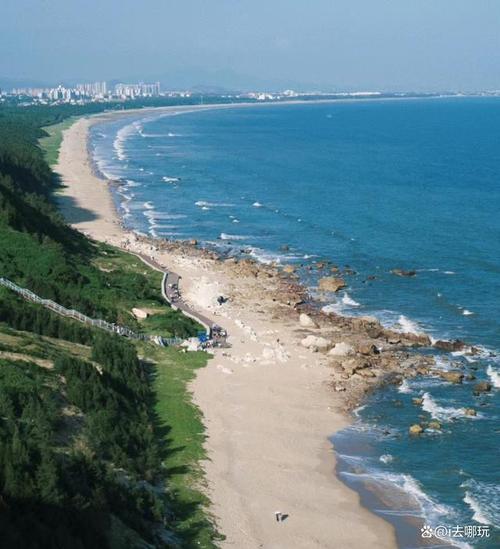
top-left (2, 0), bottom-right (500, 92)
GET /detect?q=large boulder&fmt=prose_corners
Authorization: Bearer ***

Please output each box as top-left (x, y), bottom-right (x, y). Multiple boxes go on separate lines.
top-left (300, 335), bottom-right (330, 351)
top-left (409, 424), bottom-right (424, 435)
top-left (328, 342), bottom-right (354, 357)
top-left (132, 307), bottom-right (149, 320)
top-left (299, 313), bottom-right (318, 328)
top-left (318, 277), bottom-right (347, 292)
top-left (358, 343), bottom-right (380, 356)
top-left (438, 371), bottom-right (464, 384)
top-left (434, 339), bottom-right (467, 352)
top-left (473, 381), bottom-right (492, 395)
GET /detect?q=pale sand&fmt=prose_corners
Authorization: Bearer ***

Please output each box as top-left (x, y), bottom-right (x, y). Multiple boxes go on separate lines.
top-left (56, 113), bottom-right (396, 549)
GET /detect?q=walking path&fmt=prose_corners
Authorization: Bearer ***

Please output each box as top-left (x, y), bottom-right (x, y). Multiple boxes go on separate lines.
top-left (0, 275), bottom-right (180, 345)
top-left (131, 251), bottom-right (224, 339)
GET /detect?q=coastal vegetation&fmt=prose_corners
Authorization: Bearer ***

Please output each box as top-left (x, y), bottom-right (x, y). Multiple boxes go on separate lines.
top-left (0, 103), bottom-right (219, 546)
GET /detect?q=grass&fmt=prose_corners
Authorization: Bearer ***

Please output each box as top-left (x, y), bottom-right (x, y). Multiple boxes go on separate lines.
top-left (139, 343), bottom-right (222, 548)
top-left (39, 117), bottom-right (77, 166)
top-left (92, 243), bottom-right (202, 338)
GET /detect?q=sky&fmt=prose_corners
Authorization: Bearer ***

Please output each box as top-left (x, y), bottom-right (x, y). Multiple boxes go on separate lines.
top-left (2, 0), bottom-right (500, 91)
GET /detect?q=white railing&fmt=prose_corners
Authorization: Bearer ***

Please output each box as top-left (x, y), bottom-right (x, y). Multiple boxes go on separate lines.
top-left (0, 276), bottom-right (184, 346)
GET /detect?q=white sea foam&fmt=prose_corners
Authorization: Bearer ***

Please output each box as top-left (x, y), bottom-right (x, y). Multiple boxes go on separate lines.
top-left (219, 233), bottom-right (250, 241)
top-left (462, 479), bottom-right (500, 528)
top-left (444, 271), bottom-right (456, 275)
top-left (341, 469), bottom-right (452, 525)
top-left (342, 293), bottom-right (360, 307)
top-left (143, 201), bottom-right (155, 209)
top-left (396, 315), bottom-right (423, 335)
top-left (422, 393), bottom-right (480, 422)
top-left (462, 309), bottom-right (474, 316)
top-left (113, 122), bottom-right (138, 161)
top-left (379, 454), bottom-right (394, 464)
top-left (162, 176), bottom-right (180, 183)
top-left (398, 380), bottom-right (412, 394)
top-left (252, 201), bottom-right (263, 207)
top-left (144, 211), bottom-right (187, 221)
top-left (195, 200), bottom-right (234, 208)
top-left (486, 365), bottom-right (500, 388)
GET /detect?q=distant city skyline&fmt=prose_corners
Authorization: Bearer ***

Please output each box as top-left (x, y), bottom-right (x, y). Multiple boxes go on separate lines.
top-left (2, 1), bottom-right (500, 92)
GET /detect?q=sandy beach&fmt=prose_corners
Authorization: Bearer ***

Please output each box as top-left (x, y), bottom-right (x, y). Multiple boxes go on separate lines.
top-left (56, 112), bottom-right (398, 549)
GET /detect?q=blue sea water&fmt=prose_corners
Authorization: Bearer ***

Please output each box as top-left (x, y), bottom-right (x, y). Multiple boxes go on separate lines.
top-left (91, 98), bottom-right (500, 548)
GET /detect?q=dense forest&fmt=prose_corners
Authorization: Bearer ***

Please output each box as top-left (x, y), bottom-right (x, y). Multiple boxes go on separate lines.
top-left (0, 102), bottom-right (218, 547)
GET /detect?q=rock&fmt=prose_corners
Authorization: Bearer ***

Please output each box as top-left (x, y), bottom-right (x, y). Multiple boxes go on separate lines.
top-left (318, 277), bottom-right (347, 292)
top-left (412, 397), bottom-right (424, 406)
top-left (409, 424), bottom-right (424, 435)
top-left (280, 244), bottom-right (290, 251)
top-left (328, 342), bottom-right (354, 357)
top-left (464, 408), bottom-right (477, 416)
top-left (299, 313), bottom-right (318, 328)
top-left (131, 307), bottom-right (149, 320)
top-left (473, 381), bottom-right (492, 395)
top-left (391, 269), bottom-right (417, 277)
top-left (188, 239), bottom-right (198, 246)
top-left (434, 339), bottom-right (467, 352)
top-left (283, 264), bottom-right (296, 274)
top-left (438, 371), bottom-right (464, 384)
top-left (465, 374), bottom-right (476, 381)
top-left (301, 335), bottom-right (330, 351)
top-left (358, 343), bottom-right (380, 356)
top-left (428, 421), bottom-right (441, 430)
top-left (315, 262), bottom-right (326, 270)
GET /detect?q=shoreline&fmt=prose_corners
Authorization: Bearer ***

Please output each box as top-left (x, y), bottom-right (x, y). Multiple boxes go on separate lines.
top-left (56, 108), bottom-right (401, 547)
top-left (55, 104), bottom-right (483, 548)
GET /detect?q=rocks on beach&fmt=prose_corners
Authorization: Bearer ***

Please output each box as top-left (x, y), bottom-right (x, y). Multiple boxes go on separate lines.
top-left (301, 335), bottom-right (330, 351)
top-left (328, 342), bottom-right (354, 357)
top-left (318, 277), bottom-right (347, 292)
top-left (299, 313), bottom-right (318, 328)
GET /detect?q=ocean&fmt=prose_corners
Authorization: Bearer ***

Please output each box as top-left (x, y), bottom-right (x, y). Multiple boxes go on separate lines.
top-left (91, 98), bottom-right (500, 548)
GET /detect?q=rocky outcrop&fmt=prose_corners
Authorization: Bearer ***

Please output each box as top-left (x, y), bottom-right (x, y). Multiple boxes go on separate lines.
top-left (358, 343), bottom-right (379, 356)
top-left (438, 371), bottom-right (464, 384)
top-left (318, 277), bottom-right (347, 292)
top-left (464, 408), bottom-right (477, 416)
top-left (283, 265), bottom-right (296, 274)
top-left (433, 339), bottom-right (467, 352)
top-left (473, 381), bottom-right (492, 395)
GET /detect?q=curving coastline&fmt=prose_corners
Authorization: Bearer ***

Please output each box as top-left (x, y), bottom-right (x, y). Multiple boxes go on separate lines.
top-left (55, 111), bottom-right (404, 547)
